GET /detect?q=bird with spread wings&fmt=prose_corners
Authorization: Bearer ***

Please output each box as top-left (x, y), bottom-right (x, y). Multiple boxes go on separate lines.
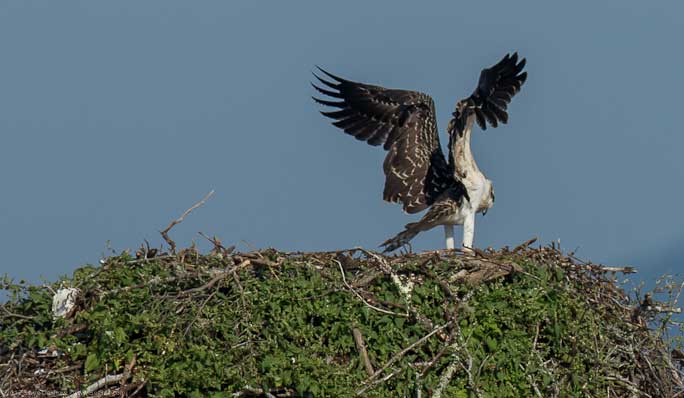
top-left (312, 53), bottom-right (527, 252)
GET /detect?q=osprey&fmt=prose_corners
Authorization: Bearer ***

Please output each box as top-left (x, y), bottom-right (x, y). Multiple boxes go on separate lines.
top-left (312, 53), bottom-right (527, 252)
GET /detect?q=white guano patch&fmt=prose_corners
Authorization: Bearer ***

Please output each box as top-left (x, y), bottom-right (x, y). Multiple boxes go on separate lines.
top-left (51, 287), bottom-right (81, 319)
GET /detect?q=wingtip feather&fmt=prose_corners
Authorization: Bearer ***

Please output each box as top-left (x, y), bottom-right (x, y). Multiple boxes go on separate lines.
top-left (311, 82), bottom-right (343, 98)
top-left (514, 58), bottom-right (527, 75)
top-left (312, 97), bottom-right (345, 108)
top-left (312, 72), bottom-right (340, 89)
top-left (315, 66), bottom-right (347, 83)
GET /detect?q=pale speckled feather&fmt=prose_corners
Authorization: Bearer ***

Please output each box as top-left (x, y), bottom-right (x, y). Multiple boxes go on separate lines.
top-left (313, 67), bottom-right (467, 214)
top-left (312, 53), bottom-right (527, 252)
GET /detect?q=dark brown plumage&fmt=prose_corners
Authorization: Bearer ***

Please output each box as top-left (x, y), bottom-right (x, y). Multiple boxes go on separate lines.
top-left (467, 52), bottom-right (527, 130)
top-left (313, 53), bottom-right (527, 252)
top-left (312, 68), bottom-right (465, 214)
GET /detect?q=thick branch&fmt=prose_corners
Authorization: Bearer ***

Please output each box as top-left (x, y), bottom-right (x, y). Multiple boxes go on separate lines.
top-left (352, 327), bottom-right (374, 377)
top-left (65, 373), bottom-right (128, 398)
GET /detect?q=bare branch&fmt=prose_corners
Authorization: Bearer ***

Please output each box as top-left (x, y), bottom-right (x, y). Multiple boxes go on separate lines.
top-left (183, 291), bottom-right (217, 337)
top-left (513, 236), bottom-right (538, 252)
top-left (198, 231), bottom-right (234, 256)
top-left (0, 305), bottom-right (34, 321)
top-left (352, 327), bottom-right (374, 377)
top-left (357, 322), bottom-right (452, 395)
top-left (642, 305), bottom-right (682, 314)
top-left (179, 260), bottom-right (250, 297)
top-left (433, 359), bottom-right (459, 398)
top-left (160, 190), bottom-right (215, 253)
top-left (120, 354), bottom-right (137, 398)
top-left (129, 380), bottom-right (147, 397)
top-left (65, 373), bottom-right (128, 398)
top-left (357, 248), bottom-right (415, 305)
top-left (334, 260), bottom-right (406, 317)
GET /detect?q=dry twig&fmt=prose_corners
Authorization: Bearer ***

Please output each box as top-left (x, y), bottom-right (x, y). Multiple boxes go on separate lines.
top-left (0, 305), bottom-right (34, 321)
top-left (334, 260), bottom-right (405, 317)
top-left (120, 354), bottom-right (137, 398)
top-left (356, 322), bottom-right (452, 396)
top-left (160, 190), bottom-right (215, 253)
top-left (513, 237), bottom-right (538, 253)
top-left (129, 380), bottom-right (147, 397)
top-left (179, 260), bottom-right (250, 297)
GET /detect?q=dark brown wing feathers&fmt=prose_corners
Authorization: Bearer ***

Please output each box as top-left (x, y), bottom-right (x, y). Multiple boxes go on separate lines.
top-left (469, 53), bottom-right (527, 130)
top-left (312, 53), bottom-right (526, 214)
top-left (312, 67), bottom-right (461, 213)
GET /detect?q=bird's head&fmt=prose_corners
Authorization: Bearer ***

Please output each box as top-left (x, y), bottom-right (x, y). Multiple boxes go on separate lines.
top-left (481, 180), bottom-right (495, 216)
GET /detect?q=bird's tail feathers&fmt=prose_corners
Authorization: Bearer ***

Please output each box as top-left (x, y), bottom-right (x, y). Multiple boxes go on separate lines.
top-left (379, 222), bottom-right (423, 253)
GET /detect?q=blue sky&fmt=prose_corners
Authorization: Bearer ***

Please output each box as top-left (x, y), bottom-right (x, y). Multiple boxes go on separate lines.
top-left (0, 1), bottom-right (682, 289)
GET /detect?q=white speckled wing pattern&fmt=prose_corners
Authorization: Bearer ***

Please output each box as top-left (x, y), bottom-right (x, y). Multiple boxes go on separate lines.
top-left (313, 53), bottom-right (527, 252)
top-left (312, 68), bottom-right (466, 214)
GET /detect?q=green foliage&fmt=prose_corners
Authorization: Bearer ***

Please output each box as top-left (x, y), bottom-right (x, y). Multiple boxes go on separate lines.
top-left (1, 248), bottom-right (681, 397)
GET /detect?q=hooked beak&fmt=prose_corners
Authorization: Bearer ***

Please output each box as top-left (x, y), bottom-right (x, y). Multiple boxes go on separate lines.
top-left (482, 208), bottom-right (488, 216)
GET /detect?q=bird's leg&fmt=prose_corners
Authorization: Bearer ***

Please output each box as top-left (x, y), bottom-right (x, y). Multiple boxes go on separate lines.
top-left (444, 224), bottom-right (455, 250)
top-left (462, 211), bottom-right (475, 253)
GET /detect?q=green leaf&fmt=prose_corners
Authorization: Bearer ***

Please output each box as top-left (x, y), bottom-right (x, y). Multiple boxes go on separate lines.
top-left (486, 336), bottom-right (498, 351)
top-left (394, 317), bottom-right (406, 328)
top-left (84, 353), bottom-right (100, 373)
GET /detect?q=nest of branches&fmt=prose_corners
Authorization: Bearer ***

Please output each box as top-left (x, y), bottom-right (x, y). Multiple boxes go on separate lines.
top-left (1, 238), bottom-right (683, 397)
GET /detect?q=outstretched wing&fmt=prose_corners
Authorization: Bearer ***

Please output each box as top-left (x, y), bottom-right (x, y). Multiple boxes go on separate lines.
top-left (468, 52), bottom-right (527, 130)
top-left (312, 68), bottom-right (454, 214)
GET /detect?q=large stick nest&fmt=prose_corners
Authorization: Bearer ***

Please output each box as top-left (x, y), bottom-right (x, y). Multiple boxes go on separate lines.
top-left (1, 241), bottom-right (682, 397)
